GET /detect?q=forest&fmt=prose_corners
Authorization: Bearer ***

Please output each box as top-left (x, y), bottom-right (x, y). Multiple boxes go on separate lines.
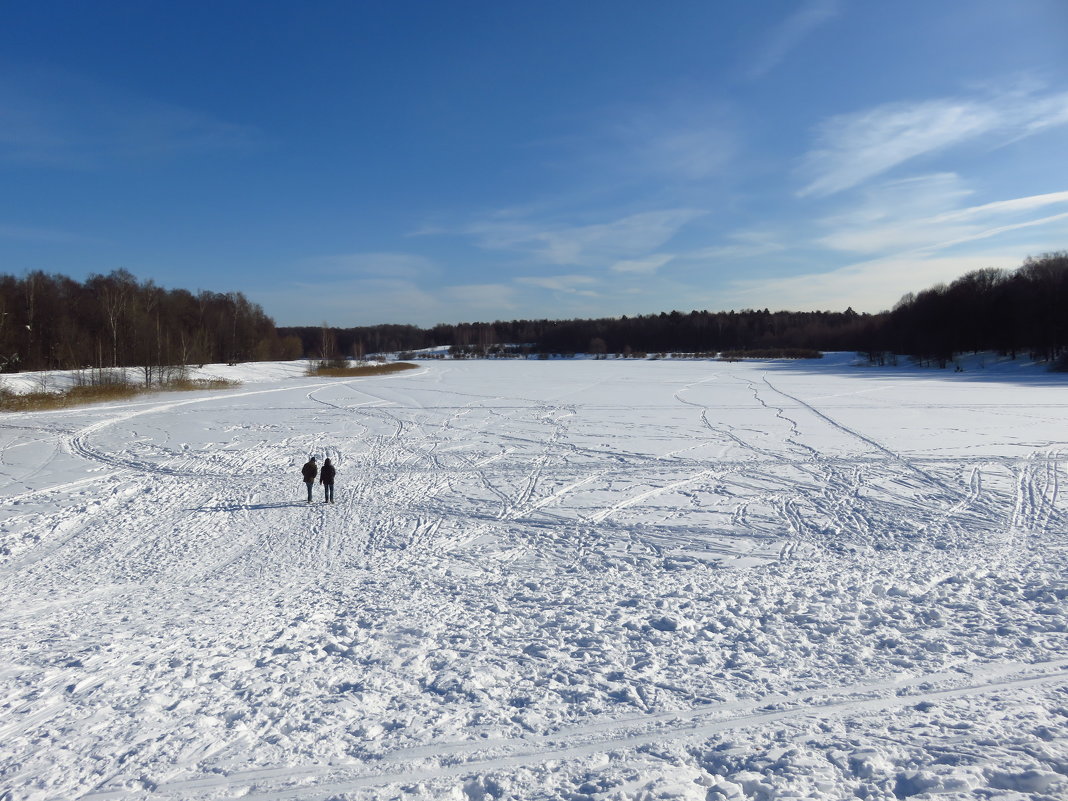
top-left (1, 252), bottom-right (1065, 375)
top-left (280, 308), bottom-right (869, 361)
top-left (0, 269), bottom-right (297, 378)
top-left (872, 252), bottom-right (1068, 366)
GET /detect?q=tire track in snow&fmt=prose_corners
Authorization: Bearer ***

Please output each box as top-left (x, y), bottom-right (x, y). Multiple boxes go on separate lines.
top-left (93, 659), bottom-right (1068, 800)
top-left (675, 375), bottom-right (836, 558)
top-left (747, 373), bottom-right (1013, 557)
top-left (0, 478), bottom-right (141, 576)
top-left (0, 469), bottom-right (124, 508)
top-left (758, 374), bottom-right (960, 498)
top-left (65, 380), bottom-right (370, 478)
top-left (585, 469), bottom-right (719, 524)
top-left (7, 361), bottom-right (1067, 801)
top-left (1008, 447), bottom-right (1065, 558)
top-left (490, 406), bottom-right (574, 522)
top-left (319, 384), bottom-right (606, 564)
top-left (388, 384), bottom-right (739, 562)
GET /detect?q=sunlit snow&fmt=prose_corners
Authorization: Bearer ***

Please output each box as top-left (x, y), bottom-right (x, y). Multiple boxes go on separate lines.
top-left (1, 355), bottom-right (1066, 800)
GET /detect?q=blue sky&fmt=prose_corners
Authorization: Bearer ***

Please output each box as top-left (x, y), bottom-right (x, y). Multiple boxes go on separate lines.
top-left (2, 1), bottom-right (1067, 327)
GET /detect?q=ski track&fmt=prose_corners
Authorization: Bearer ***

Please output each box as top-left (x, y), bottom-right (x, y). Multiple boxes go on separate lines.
top-left (0, 358), bottom-right (1066, 800)
top-left (81, 659), bottom-right (1068, 800)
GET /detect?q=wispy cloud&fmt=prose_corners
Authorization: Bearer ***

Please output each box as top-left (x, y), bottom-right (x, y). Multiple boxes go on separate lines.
top-left (818, 174), bottom-right (1068, 254)
top-left (255, 277), bottom-right (442, 326)
top-left (532, 96), bottom-right (739, 186)
top-left (745, 0), bottom-right (841, 80)
top-left (605, 106), bottom-right (737, 182)
top-left (722, 250), bottom-right (1031, 314)
top-left (465, 208), bottom-right (705, 268)
top-left (688, 230), bottom-right (787, 262)
top-left (798, 101), bottom-right (999, 197)
top-left (300, 252), bottom-right (436, 279)
top-left (0, 68), bottom-right (265, 168)
top-left (935, 190), bottom-right (1068, 223)
top-left (798, 87), bottom-right (1068, 197)
top-left (0, 222), bottom-right (85, 243)
top-left (925, 210), bottom-right (1068, 254)
top-left (441, 283), bottom-right (518, 315)
top-left (727, 173), bottom-right (1068, 313)
top-left (259, 260), bottom-right (518, 326)
top-left (609, 254), bottom-right (674, 275)
top-left (516, 274), bottom-right (599, 295)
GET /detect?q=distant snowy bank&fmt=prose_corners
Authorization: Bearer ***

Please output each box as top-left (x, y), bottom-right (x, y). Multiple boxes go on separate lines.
top-left (0, 351), bottom-right (1059, 400)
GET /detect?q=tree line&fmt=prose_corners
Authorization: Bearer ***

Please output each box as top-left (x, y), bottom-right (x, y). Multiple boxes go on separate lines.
top-left (0, 269), bottom-right (297, 377)
top-left (280, 309), bottom-right (872, 359)
top-left (2, 252), bottom-right (1065, 376)
top-left (281, 252), bottom-right (1067, 366)
top-left (872, 252), bottom-right (1068, 367)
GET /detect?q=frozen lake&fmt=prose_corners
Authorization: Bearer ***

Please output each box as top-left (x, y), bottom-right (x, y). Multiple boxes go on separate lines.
top-left (1, 356), bottom-right (1066, 799)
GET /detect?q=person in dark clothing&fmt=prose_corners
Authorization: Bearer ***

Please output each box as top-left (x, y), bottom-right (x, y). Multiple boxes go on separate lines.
top-left (320, 457), bottom-right (336, 503)
top-left (301, 456), bottom-right (317, 503)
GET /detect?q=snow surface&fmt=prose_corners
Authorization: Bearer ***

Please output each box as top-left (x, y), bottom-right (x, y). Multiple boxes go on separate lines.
top-left (1, 355), bottom-right (1066, 800)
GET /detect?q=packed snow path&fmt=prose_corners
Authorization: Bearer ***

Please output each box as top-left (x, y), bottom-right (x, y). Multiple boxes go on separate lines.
top-left (1, 357), bottom-right (1066, 800)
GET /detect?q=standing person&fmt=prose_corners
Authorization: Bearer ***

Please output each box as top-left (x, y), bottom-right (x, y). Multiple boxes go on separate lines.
top-left (301, 456), bottom-right (317, 503)
top-left (320, 457), bottom-right (336, 503)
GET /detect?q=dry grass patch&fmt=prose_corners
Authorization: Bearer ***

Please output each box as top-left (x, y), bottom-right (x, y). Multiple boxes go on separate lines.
top-left (165, 378), bottom-right (241, 391)
top-left (0, 376), bottom-right (241, 413)
top-left (307, 362), bottom-right (419, 378)
top-left (0, 384), bottom-right (139, 412)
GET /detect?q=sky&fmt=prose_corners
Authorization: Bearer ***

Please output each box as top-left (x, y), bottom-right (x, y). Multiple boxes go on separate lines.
top-left (2, 1), bottom-right (1067, 327)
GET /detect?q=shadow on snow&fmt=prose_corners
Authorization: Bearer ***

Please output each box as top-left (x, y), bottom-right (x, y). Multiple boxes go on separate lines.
top-left (189, 501), bottom-right (319, 513)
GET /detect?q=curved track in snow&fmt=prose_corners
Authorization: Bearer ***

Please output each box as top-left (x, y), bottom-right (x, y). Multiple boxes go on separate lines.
top-left (0, 358), bottom-right (1065, 800)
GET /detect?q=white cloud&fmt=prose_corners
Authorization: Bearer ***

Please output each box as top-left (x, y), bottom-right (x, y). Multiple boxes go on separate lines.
top-left (818, 175), bottom-right (1068, 255)
top-left (255, 278), bottom-right (442, 327)
top-left (0, 222), bottom-right (84, 243)
top-left (643, 127), bottom-right (734, 181)
top-left (516, 275), bottom-right (598, 295)
top-left (816, 173), bottom-right (973, 252)
top-left (610, 254), bottom-right (674, 275)
top-left (467, 208), bottom-right (705, 267)
top-left (798, 88), bottom-right (1068, 197)
top-left (606, 109), bottom-right (737, 182)
top-left (1019, 91), bottom-right (1068, 137)
top-left (722, 250), bottom-right (1030, 314)
top-left (688, 230), bottom-right (787, 262)
top-left (0, 68), bottom-right (264, 168)
top-left (798, 101), bottom-right (999, 197)
top-left (711, 174), bottom-right (1068, 316)
top-left (934, 190), bottom-right (1068, 224)
top-left (745, 0), bottom-right (841, 80)
top-left (928, 210), bottom-right (1068, 253)
top-left (259, 250), bottom-right (531, 325)
top-left (531, 94), bottom-right (739, 185)
top-left (301, 252), bottom-right (436, 279)
top-left (441, 283), bottom-right (518, 314)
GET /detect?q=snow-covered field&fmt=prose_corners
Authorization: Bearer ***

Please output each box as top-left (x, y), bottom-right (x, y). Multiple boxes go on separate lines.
top-left (1, 355), bottom-right (1066, 800)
